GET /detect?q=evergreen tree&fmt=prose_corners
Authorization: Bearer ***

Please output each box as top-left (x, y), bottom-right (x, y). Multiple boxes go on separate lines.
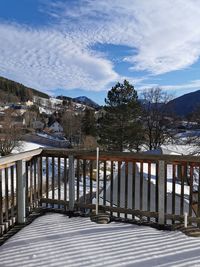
top-left (98, 80), bottom-right (143, 152)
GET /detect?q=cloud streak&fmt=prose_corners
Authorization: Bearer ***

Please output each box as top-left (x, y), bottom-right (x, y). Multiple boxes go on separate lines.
top-left (0, 22), bottom-right (118, 92)
top-left (54, 0), bottom-right (200, 75)
top-left (1, 0), bottom-right (200, 93)
top-left (136, 79), bottom-right (200, 98)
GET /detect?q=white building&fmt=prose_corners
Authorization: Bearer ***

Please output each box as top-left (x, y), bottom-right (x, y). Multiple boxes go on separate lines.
top-left (49, 121), bottom-right (64, 133)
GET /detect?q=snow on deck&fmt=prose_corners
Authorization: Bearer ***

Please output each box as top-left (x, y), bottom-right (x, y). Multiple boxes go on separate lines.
top-left (1, 214), bottom-right (200, 267)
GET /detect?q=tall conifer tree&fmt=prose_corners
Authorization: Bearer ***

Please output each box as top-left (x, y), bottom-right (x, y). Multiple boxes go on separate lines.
top-left (98, 80), bottom-right (143, 151)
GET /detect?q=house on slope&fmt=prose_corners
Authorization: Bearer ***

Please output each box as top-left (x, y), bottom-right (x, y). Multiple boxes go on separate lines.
top-left (45, 121), bottom-right (64, 137)
top-left (49, 121), bottom-right (63, 132)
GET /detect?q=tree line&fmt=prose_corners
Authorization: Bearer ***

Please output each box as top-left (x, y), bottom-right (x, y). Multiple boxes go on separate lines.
top-left (0, 76), bottom-right (49, 103)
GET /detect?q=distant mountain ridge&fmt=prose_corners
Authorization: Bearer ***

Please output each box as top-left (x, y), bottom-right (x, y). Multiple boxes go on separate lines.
top-left (167, 90), bottom-right (200, 117)
top-left (73, 96), bottom-right (100, 109)
top-left (3, 75), bottom-right (199, 117)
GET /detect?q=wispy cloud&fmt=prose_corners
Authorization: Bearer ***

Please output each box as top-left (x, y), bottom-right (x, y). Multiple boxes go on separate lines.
top-left (1, 0), bottom-right (200, 93)
top-left (136, 79), bottom-right (200, 97)
top-left (0, 22), bottom-right (118, 92)
top-left (46, 0), bottom-right (200, 75)
top-left (161, 80), bottom-right (200, 92)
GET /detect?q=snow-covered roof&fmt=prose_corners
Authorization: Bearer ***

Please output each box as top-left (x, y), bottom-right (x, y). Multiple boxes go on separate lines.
top-left (145, 144), bottom-right (199, 156)
top-left (49, 97), bottom-right (63, 105)
top-left (12, 141), bottom-right (45, 153)
top-left (39, 107), bottom-right (53, 115)
top-left (1, 213), bottom-right (200, 267)
top-left (160, 144), bottom-right (199, 155)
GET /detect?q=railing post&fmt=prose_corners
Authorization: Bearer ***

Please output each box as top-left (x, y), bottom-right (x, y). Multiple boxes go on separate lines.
top-left (0, 170), bottom-right (3, 231)
top-left (158, 160), bottom-right (165, 225)
top-left (17, 160), bottom-right (26, 224)
top-left (69, 155), bottom-right (75, 212)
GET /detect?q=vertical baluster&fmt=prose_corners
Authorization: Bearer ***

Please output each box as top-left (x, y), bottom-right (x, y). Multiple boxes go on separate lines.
top-left (189, 164), bottom-right (193, 223)
top-left (103, 161), bottom-right (106, 206)
top-left (124, 161), bottom-right (128, 219)
top-left (30, 159), bottom-right (33, 210)
top-left (155, 162), bottom-right (159, 223)
top-left (25, 162), bottom-right (29, 215)
top-left (46, 157), bottom-right (49, 207)
top-left (140, 162), bottom-right (143, 220)
top-left (15, 164), bottom-right (18, 213)
top-left (180, 164), bottom-right (185, 217)
top-left (14, 164), bottom-right (17, 215)
top-left (83, 159), bottom-right (86, 204)
top-left (117, 161), bottom-right (121, 218)
top-left (164, 163), bottom-right (167, 224)
top-left (0, 169), bottom-right (3, 232)
top-left (52, 157), bottom-right (55, 207)
top-left (38, 156), bottom-right (43, 200)
top-left (89, 160), bottom-right (93, 205)
top-left (64, 157), bottom-right (67, 206)
top-left (132, 162), bottom-right (136, 220)
top-left (5, 168), bottom-right (9, 222)
top-left (37, 158), bottom-right (41, 207)
top-left (10, 166), bottom-right (14, 220)
top-left (198, 166), bottom-right (200, 228)
top-left (147, 162), bottom-right (151, 222)
top-left (76, 159), bottom-right (80, 204)
top-left (69, 155), bottom-right (75, 212)
top-left (110, 161), bottom-right (113, 218)
top-left (33, 158), bottom-right (37, 207)
top-left (58, 157), bottom-right (61, 208)
top-left (172, 164), bottom-right (176, 224)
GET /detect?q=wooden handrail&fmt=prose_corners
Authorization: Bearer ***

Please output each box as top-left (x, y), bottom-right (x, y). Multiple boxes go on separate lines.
top-left (0, 147), bottom-right (199, 167)
top-left (41, 148), bottom-right (200, 164)
top-left (0, 148), bottom-right (43, 166)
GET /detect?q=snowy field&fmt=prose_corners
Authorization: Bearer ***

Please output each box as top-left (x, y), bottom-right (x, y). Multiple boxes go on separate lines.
top-left (1, 213), bottom-right (200, 267)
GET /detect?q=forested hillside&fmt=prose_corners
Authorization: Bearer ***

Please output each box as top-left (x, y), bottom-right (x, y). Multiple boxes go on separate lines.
top-left (0, 76), bottom-right (49, 103)
top-left (166, 90), bottom-right (200, 117)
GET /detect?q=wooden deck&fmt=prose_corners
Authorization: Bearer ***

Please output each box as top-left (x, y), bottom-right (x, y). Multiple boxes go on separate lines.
top-left (1, 213), bottom-right (200, 267)
top-left (1, 148), bottom-right (200, 240)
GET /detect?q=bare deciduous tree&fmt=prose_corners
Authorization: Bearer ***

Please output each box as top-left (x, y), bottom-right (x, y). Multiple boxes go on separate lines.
top-left (62, 111), bottom-right (82, 146)
top-left (0, 110), bottom-right (22, 156)
top-left (141, 87), bottom-right (174, 150)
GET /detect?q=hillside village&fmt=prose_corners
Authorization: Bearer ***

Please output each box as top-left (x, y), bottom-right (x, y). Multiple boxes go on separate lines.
top-left (0, 76), bottom-right (101, 153)
top-left (0, 97), bottom-right (98, 147)
top-left (1, 76), bottom-right (200, 156)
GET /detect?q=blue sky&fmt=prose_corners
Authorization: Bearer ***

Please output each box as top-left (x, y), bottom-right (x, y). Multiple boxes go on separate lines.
top-left (1, 0), bottom-right (200, 104)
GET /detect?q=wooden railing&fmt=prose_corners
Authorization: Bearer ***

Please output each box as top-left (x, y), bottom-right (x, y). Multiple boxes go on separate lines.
top-left (0, 148), bottom-right (43, 235)
top-left (1, 148), bottom-right (200, 236)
